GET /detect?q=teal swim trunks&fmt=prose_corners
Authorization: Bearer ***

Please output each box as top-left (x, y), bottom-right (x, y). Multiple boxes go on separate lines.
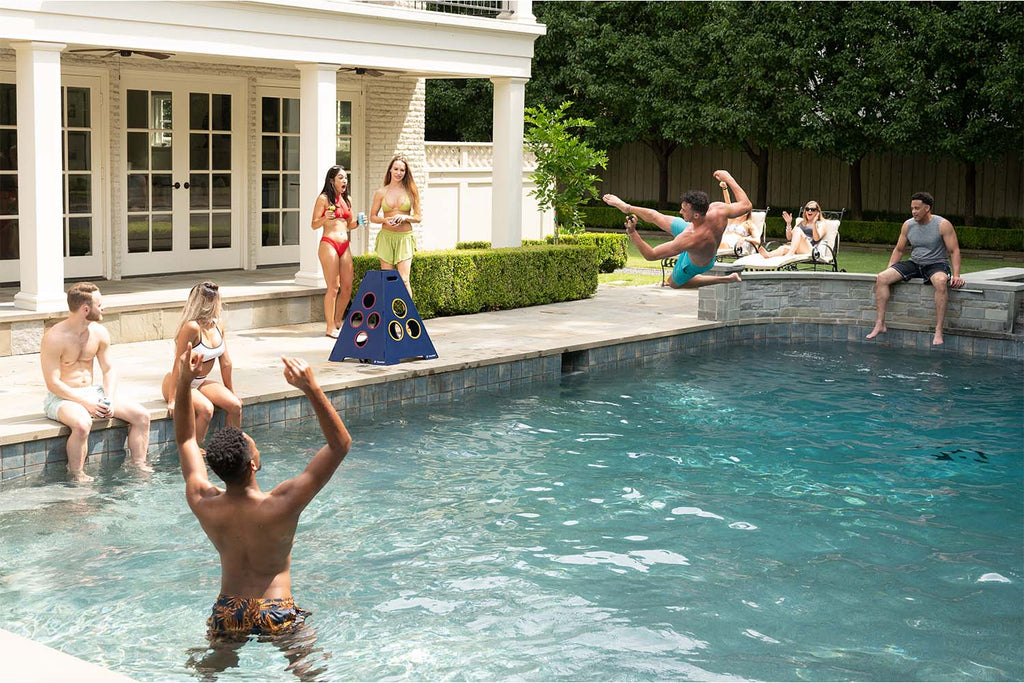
top-left (668, 217), bottom-right (715, 286)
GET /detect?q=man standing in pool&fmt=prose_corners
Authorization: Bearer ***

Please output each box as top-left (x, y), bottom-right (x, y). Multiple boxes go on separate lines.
top-left (174, 350), bottom-right (351, 644)
top-left (603, 169), bottom-right (749, 289)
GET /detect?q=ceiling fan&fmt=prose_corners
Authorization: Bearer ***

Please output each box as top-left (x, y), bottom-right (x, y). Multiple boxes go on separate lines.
top-left (339, 67), bottom-right (388, 77)
top-left (69, 48), bottom-right (174, 60)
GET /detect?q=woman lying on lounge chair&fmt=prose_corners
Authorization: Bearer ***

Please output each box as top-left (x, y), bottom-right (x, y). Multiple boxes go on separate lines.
top-left (758, 200), bottom-right (825, 258)
top-left (720, 210), bottom-right (760, 255)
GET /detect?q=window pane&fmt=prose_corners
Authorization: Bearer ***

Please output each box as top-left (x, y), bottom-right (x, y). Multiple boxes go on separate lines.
top-left (212, 173), bottom-right (231, 209)
top-left (189, 173), bottom-right (209, 210)
top-left (152, 91), bottom-right (172, 129)
top-left (283, 136), bottom-right (299, 171)
top-left (66, 87), bottom-right (90, 128)
top-left (212, 94), bottom-right (231, 131)
top-left (336, 101), bottom-right (351, 136)
top-left (151, 174), bottom-right (173, 212)
top-left (152, 214), bottom-right (172, 251)
top-left (262, 175), bottom-right (280, 210)
top-left (0, 130), bottom-right (15, 171)
top-left (189, 92), bottom-right (209, 131)
top-left (282, 211), bottom-right (299, 246)
top-left (0, 174), bottom-right (17, 215)
top-left (190, 213), bottom-right (210, 250)
top-left (335, 137), bottom-right (351, 169)
top-left (127, 215), bottom-right (149, 253)
top-left (67, 131), bottom-right (91, 171)
top-left (262, 97), bottom-right (280, 133)
top-left (0, 218), bottom-right (18, 259)
top-left (67, 174), bottom-right (91, 213)
top-left (261, 212), bottom-right (280, 247)
top-left (127, 174), bottom-right (149, 211)
top-left (211, 134), bottom-right (231, 171)
top-left (190, 133), bottom-right (209, 171)
top-left (68, 216), bottom-right (91, 257)
top-left (126, 89), bottom-right (148, 129)
top-left (212, 213), bottom-right (230, 249)
top-left (261, 136), bottom-right (279, 171)
top-left (151, 132), bottom-right (172, 170)
top-left (283, 174), bottom-right (300, 209)
top-left (127, 132), bottom-right (149, 171)
top-left (283, 98), bottom-right (300, 134)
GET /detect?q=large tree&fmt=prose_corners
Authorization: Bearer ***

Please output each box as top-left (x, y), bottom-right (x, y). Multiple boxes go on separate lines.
top-left (425, 79), bottom-right (493, 142)
top-left (530, 1), bottom-right (714, 208)
top-left (795, 2), bottom-right (927, 220)
top-left (910, 2), bottom-right (1023, 225)
top-left (698, 2), bottom-right (807, 209)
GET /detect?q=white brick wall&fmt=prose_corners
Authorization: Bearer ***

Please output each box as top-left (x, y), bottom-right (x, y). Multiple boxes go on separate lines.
top-left (364, 77), bottom-right (427, 251)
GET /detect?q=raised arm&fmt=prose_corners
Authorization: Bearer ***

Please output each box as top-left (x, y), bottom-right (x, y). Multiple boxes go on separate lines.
top-left (174, 349), bottom-right (218, 504)
top-left (940, 219), bottom-right (964, 288)
top-left (603, 193), bottom-right (676, 234)
top-left (713, 170), bottom-right (752, 219)
top-left (271, 357), bottom-right (352, 511)
top-left (625, 218), bottom-right (701, 261)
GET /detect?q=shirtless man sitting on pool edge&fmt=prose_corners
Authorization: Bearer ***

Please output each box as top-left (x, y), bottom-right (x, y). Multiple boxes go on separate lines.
top-left (603, 169), bottom-right (750, 289)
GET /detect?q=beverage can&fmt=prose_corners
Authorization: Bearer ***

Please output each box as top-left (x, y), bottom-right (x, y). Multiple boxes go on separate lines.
top-left (357, 212), bottom-right (366, 227)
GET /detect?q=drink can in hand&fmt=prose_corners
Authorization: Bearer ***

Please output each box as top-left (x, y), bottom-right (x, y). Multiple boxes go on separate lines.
top-left (357, 212), bottom-right (366, 228)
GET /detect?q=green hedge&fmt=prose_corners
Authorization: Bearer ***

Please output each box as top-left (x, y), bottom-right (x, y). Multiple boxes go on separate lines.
top-left (350, 244), bottom-right (599, 319)
top-left (585, 206), bottom-right (1024, 252)
top-left (763, 218), bottom-right (1024, 251)
top-left (456, 233), bottom-right (627, 272)
top-left (542, 233), bottom-right (627, 273)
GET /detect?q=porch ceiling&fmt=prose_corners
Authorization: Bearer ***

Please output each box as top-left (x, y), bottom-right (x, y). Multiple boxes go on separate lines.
top-left (0, 0), bottom-right (544, 78)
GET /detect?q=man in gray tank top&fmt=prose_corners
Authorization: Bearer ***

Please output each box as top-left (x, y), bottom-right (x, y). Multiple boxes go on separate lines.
top-left (867, 192), bottom-right (964, 345)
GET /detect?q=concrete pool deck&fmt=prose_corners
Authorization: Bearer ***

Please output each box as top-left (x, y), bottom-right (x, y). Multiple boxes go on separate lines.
top-left (0, 284), bottom-right (709, 468)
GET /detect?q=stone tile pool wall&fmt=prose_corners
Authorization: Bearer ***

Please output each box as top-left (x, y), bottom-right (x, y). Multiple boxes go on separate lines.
top-left (2, 320), bottom-right (1020, 484)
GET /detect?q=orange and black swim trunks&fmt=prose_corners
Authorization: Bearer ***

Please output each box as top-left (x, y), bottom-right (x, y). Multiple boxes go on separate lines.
top-left (207, 594), bottom-right (310, 638)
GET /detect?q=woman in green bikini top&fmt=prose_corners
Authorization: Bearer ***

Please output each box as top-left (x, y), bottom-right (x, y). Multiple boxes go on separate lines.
top-left (370, 154), bottom-right (422, 294)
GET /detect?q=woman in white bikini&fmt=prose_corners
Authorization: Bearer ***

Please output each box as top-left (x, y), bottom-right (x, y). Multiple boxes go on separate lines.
top-left (370, 155), bottom-right (422, 295)
top-left (161, 281), bottom-right (242, 444)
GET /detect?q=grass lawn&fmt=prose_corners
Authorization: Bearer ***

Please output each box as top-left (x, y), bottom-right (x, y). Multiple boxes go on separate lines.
top-left (621, 233), bottom-right (1023, 274)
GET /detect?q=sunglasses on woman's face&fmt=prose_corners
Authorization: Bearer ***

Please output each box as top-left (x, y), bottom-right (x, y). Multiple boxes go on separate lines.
top-left (805, 207), bottom-right (819, 212)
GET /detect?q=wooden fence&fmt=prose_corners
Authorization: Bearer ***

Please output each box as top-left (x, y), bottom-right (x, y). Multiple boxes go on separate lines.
top-left (597, 142), bottom-right (1023, 220)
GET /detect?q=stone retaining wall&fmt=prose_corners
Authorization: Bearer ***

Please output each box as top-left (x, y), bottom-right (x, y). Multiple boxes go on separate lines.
top-left (699, 270), bottom-right (1024, 341)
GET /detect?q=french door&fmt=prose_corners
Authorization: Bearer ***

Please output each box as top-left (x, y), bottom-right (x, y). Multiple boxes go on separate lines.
top-left (121, 75), bottom-right (243, 276)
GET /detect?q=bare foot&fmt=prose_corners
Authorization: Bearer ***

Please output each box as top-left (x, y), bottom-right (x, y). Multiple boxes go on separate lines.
top-left (757, 245), bottom-right (769, 258)
top-left (866, 322), bottom-right (887, 340)
top-left (126, 459), bottom-right (155, 474)
top-left (933, 332), bottom-right (944, 346)
top-left (728, 273), bottom-right (742, 283)
top-left (68, 469), bottom-right (95, 483)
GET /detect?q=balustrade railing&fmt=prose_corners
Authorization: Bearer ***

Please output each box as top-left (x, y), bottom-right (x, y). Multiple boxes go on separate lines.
top-left (425, 142), bottom-right (536, 170)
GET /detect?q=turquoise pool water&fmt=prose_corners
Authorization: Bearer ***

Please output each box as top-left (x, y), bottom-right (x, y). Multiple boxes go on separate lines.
top-left (0, 341), bottom-right (1021, 681)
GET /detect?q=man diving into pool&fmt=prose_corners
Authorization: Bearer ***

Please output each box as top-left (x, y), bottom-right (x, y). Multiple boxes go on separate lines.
top-left (603, 169), bottom-right (750, 289)
top-left (174, 350), bottom-right (351, 667)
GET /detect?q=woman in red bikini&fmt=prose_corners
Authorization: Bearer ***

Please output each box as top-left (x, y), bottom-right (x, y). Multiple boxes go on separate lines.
top-left (311, 165), bottom-right (360, 338)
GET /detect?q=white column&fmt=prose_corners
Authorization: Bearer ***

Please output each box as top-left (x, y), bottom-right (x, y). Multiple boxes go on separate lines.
top-left (490, 77), bottom-right (527, 248)
top-left (510, 0), bottom-right (535, 22)
top-left (13, 41), bottom-right (67, 311)
top-left (295, 63), bottom-right (339, 287)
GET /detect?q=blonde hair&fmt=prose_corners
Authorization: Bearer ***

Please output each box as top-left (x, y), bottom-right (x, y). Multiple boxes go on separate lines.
top-left (803, 200), bottom-right (824, 219)
top-left (177, 281), bottom-right (222, 334)
top-left (383, 155), bottom-right (421, 216)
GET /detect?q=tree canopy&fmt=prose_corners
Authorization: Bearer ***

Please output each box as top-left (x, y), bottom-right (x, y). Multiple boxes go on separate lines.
top-left (424, 1), bottom-right (1023, 220)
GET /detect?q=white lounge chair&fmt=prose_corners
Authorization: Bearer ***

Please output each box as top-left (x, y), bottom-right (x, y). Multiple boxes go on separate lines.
top-left (734, 209), bottom-right (845, 272)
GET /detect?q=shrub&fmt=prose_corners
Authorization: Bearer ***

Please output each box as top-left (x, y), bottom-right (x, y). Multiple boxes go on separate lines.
top-left (455, 241), bottom-right (492, 250)
top-left (581, 205), bottom-right (661, 231)
top-left (763, 218), bottom-right (1024, 252)
top-left (350, 245), bottom-right (599, 319)
top-left (542, 232), bottom-right (627, 273)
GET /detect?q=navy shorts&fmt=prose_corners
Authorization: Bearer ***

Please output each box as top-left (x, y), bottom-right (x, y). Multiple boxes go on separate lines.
top-left (891, 260), bottom-right (950, 284)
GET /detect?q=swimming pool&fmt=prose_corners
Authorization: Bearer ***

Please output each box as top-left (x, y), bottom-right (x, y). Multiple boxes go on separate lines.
top-left (0, 341), bottom-right (1020, 681)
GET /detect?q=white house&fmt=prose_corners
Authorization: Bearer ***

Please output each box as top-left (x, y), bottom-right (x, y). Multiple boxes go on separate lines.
top-left (0, 0), bottom-right (544, 310)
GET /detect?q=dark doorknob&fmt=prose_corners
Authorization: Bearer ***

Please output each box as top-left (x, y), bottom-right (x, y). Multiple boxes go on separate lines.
top-left (183, 182), bottom-right (190, 189)
top-left (172, 181), bottom-right (181, 189)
